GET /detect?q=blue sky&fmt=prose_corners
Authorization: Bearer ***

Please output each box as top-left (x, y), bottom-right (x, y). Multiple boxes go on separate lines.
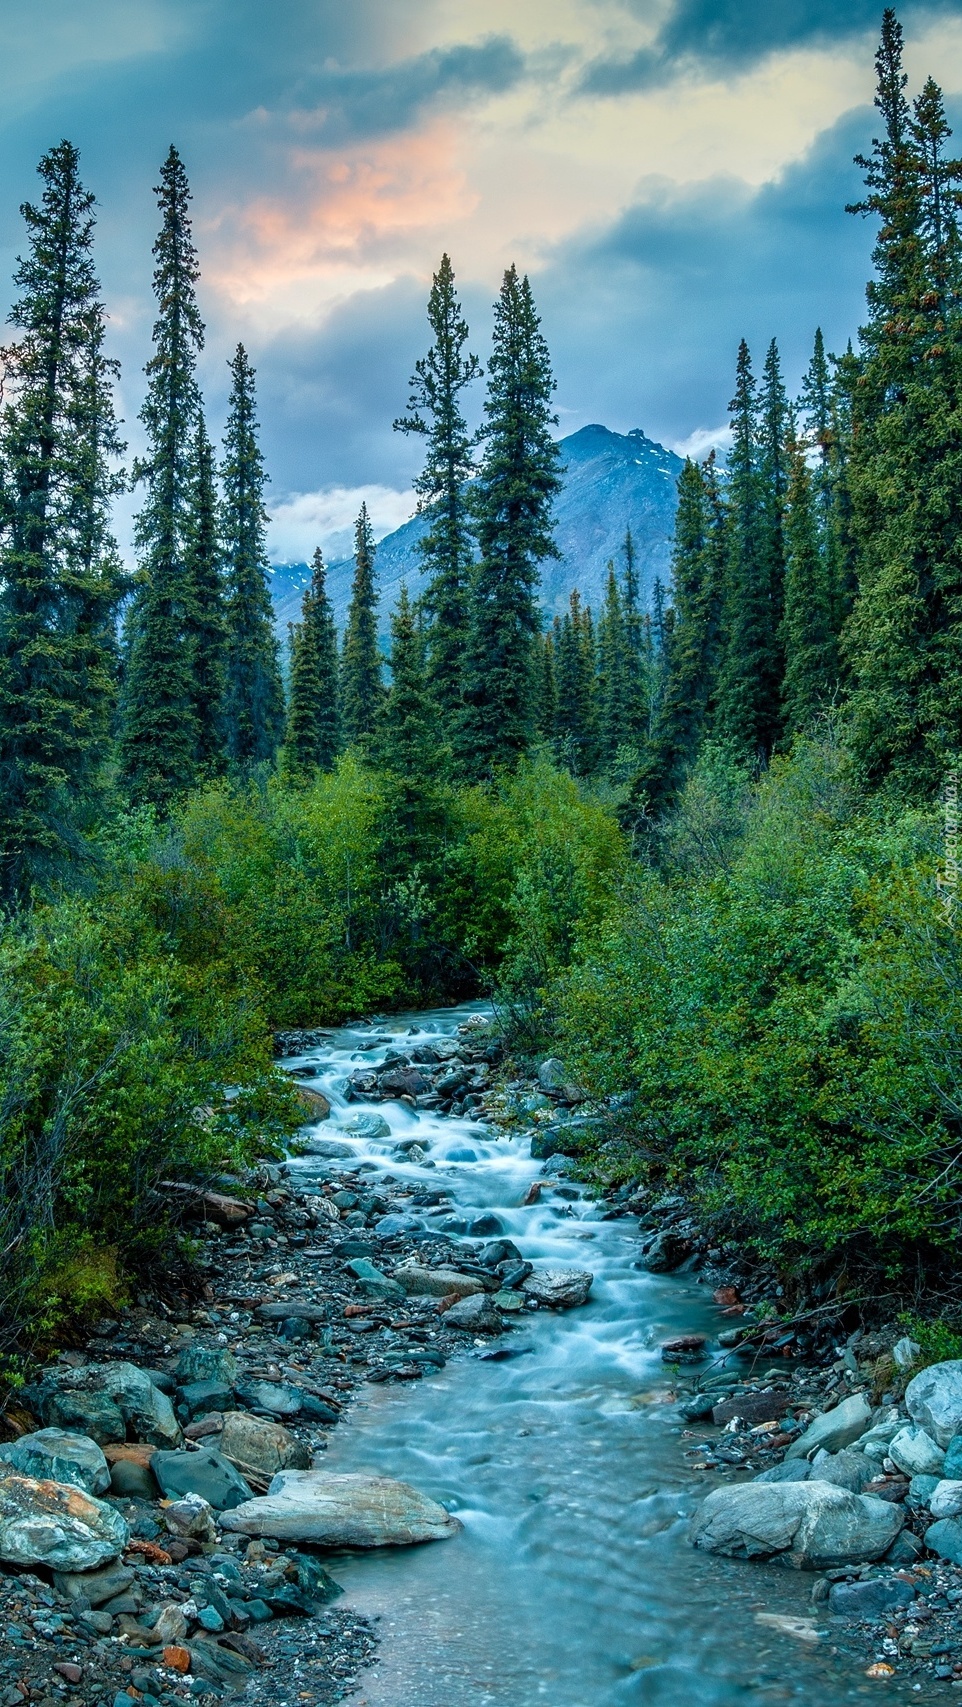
top-left (4, 0), bottom-right (962, 561)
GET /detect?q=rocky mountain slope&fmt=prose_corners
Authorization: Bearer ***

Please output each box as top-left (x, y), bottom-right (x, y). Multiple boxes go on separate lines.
top-left (270, 423), bottom-right (683, 636)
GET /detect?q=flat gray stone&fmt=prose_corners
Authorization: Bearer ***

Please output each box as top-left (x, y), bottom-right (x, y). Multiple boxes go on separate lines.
top-left (0, 1429), bottom-right (109, 1496)
top-left (54, 1563), bottom-right (135, 1606)
top-left (175, 1346), bottom-right (238, 1386)
top-left (755, 1460), bottom-right (813, 1484)
top-left (690, 1480), bottom-right (904, 1568)
top-left (808, 1449), bottom-right (876, 1493)
top-left (235, 1381), bottom-right (303, 1419)
top-left (785, 1392), bottom-right (874, 1460)
top-left (906, 1361), bottom-right (962, 1447)
top-left (0, 1473), bottom-right (129, 1570)
top-left (829, 1578), bottom-right (915, 1618)
top-left (220, 1469), bottom-right (460, 1547)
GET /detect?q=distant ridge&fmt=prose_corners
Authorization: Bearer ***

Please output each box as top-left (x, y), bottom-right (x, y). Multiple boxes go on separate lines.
top-left (270, 423), bottom-right (683, 634)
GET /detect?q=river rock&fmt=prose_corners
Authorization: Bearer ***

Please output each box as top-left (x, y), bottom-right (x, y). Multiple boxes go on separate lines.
top-left (0, 1429), bottom-right (110, 1496)
top-left (442, 1293), bottom-right (503, 1332)
top-left (829, 1578), bottom-right (916, 1618)
top-left (943, 1435), bottom-right (962, 1478)
top-left (220, 1470), bottom-right (460, 1547)
top-left (151, 1446), bottom-right (252, 1511)
top-left (690, 1481), bottom-right (903, 1568)
top-left (907, 1473), bottom-right (941, 1509)
top-left (177, 1379), bottom-right (234, 1418)
top-left (373, 1215), bottom-right (424, 1239)
top-left (54, 1562), bottom-right (135, 1605)
top-left (892, 1336), bottom-right (922, 1371)
top-left (755, 1460), bottom-right (813, 1484)
top-left (640, 1230), bottom-right (689, 1273)
top-left (175, 1346), bottom-right (238, 1386)
top-left (219, 1412), bottom-right (311, 1479)
top-left (340, 1113), bottom-right (392, 1141)
top-left (393, 1265), bottom-right (484, 1300)
top-left (163, 1492), bottom-right (218, 1541)
top-left (236, 1380), bottom-right (304, 1418)
top-left (301, 1138), bottom-right (357, 1158)
top-left (537, 1058), bottom-right (568, 1091)
top-left (522, 1269), bottom-right (593, 1309)
top-left (856, 1416), bottom-right (902, 1461)
top-left (928, 1479), bottom-right (962, 1519)
top-left (0, 1474), bottom-right (129, 1570)
top-left (888, 1423), bottom-right (945, 1477)
top-left (808, 1449), bottom-right (876, 1493)
top-left (785, 1392), bottom-right (874, 1460)
top-left (296, 1086), bottom-right (331, 1121)
top-left (343, 1258), bottom-right (404, 1301)
top-left (906, 1360), bottom-right (962, 1447)
top-left (926, 1517), bottom-right (962, 1564)
top-left (41, 1362), bottom-right (181, 1449)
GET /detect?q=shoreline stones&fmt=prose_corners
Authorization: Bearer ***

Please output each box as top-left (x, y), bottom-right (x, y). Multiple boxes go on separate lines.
top-left (690, 1480), bottom-right (904, 1568)
top-left (0, 1473), bottom-right (129, 1570)
top-left (220, 1469), bottom-right (461, 1547)
top-left (0, 1428), bottom-right (110, 1495)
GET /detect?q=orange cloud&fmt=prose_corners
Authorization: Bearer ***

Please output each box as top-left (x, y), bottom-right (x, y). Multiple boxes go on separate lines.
top-left (207, 118), bottom-right (476, 317)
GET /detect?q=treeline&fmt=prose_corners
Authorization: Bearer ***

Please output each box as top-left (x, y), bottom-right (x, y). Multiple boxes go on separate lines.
top-left (529, 14), bottom-right (962, 1296)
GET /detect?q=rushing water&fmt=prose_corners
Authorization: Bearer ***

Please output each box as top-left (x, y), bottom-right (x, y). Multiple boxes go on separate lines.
top-left (280, 1004), bottom-right (933, 1707)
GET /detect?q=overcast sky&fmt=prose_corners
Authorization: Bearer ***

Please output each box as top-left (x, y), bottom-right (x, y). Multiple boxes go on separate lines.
top-left (5, 0), bottom-right (962, 561)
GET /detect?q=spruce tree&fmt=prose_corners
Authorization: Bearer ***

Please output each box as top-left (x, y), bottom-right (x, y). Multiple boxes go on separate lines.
top-left (184, 417), bottom-right (226, 776)
top-left (535, 627), bottom-right (558, 743)
top-left (340, 504), bottom-right (384, 749)
top-left (394, 254), bottom-right (480, 740)
top-left (376, 586), bottom-right (445, 877)
top-left (781, 438), bottom-right (838, 736)
top-left (597, 563), bottom-right (630, 766)
top-left (620, 527), bottom-right (649, 745)
top-left (120, 145), bottom-right (204, 806)
top-left (284, 547), bottom-right (339, 777)
top-left (222, 344), bottom-right (284, 769)
top-left (459, 267), bottom-right (562, 778)
top-left (845, 15), bottom-right (962, 795)
top-left (554, 589), bottom-right (598, 776)
top-left (715, 339), bottom-right (781, 758)
top-left (0, 141), bottom-right (125, 902)
top-left (635, 455), bottom-right (725, 812)
top-left (758, 338), bottom-right (789, 682)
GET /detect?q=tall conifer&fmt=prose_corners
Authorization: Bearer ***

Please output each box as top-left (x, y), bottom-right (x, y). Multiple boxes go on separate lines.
top-left (0, 141), bottom-right (125, 900)
top-left (222, 344), bottom-right (284, 769)
top-left (120, 146), bottom-right (204, 806)
top-left (284, 547), bottom-right (339, 777)
top-left (554, 589), bottom-right (598, 776)
top-left (459, 267), bottom-right (562, 778)
top-left (184, 417), bottom-right (226, 776)
top-left (394, 254), bottom-right (480, 740)
top-left (781, 440), bottom-right (838, 736)
top-left (636, 455), bottom-right (725, 812)
top-left (715, 339), bottom-right (781, 758)
top-left (340, 504), bottom-right (384, 749)
top-left (376, 586), bottom-right (445, 878)
top-left (597, 563), bottom-right (630, 765)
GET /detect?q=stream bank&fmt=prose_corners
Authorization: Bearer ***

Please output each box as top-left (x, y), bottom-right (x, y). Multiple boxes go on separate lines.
top-left (3, 1002), bottom-right (959, 1707)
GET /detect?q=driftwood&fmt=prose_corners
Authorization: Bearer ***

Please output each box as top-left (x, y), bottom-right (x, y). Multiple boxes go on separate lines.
top-left (159, 1183), bottom-right (255, 1226)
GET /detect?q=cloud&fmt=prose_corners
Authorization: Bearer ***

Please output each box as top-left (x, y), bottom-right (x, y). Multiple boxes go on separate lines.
top-left (267, 484), bottom-right (416, 563)
top-left (671, 424), bottom-right (734, 460)
top-left (581, 0), bottom-right (961, 92)
top-left (285, 36), bottom-right (527, 146)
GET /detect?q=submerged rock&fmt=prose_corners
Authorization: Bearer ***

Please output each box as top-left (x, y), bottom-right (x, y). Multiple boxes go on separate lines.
top-left (220, 1469), bottom-right (460, 1547)
top-left (690, 1480), bottom-right (903, 1568)
top-left (442, 1294), bottom-right (503, 1332)
top-left (0, 1473), bottom-right (129, 1570)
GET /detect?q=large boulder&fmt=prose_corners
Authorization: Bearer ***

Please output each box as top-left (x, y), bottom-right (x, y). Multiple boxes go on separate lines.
top-left (220, 1469), bottom-right (460, 1547)
top-left (640, 1230), bottom-right (690, 1273)
top-left (175, 1346), bottom-right (238, 1386)
top-left (888, 1424), bottom-right (945, 1478)
top-left (928, 1479), bottom-right (962, 1520)
top-left (394, 1265), bottom-right (484, 1300)
top-left (522, 1268), bottom-right (593, 1309)
top-left (906, 1361), bottom-right (962, 1447)
top-left (690, 1480), bottom-right (903, 1569)
top-left (785, 1392), bottom-right (874, 1460)
top-left (0, 1429), bottom-right (110, 1496)
top-left (0, 1474), bottom-right (129, 1571)
top-left (40, 1363), bottom-right (181, 1448)
top-left (151, 1447), bottom-right (252, 1511)
top-left (219, 1412), bottom-right (311, 1480)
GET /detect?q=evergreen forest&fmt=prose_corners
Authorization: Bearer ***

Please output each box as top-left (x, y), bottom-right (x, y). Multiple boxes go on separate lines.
top-left (5, 11), bottom-right (962, 1356)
